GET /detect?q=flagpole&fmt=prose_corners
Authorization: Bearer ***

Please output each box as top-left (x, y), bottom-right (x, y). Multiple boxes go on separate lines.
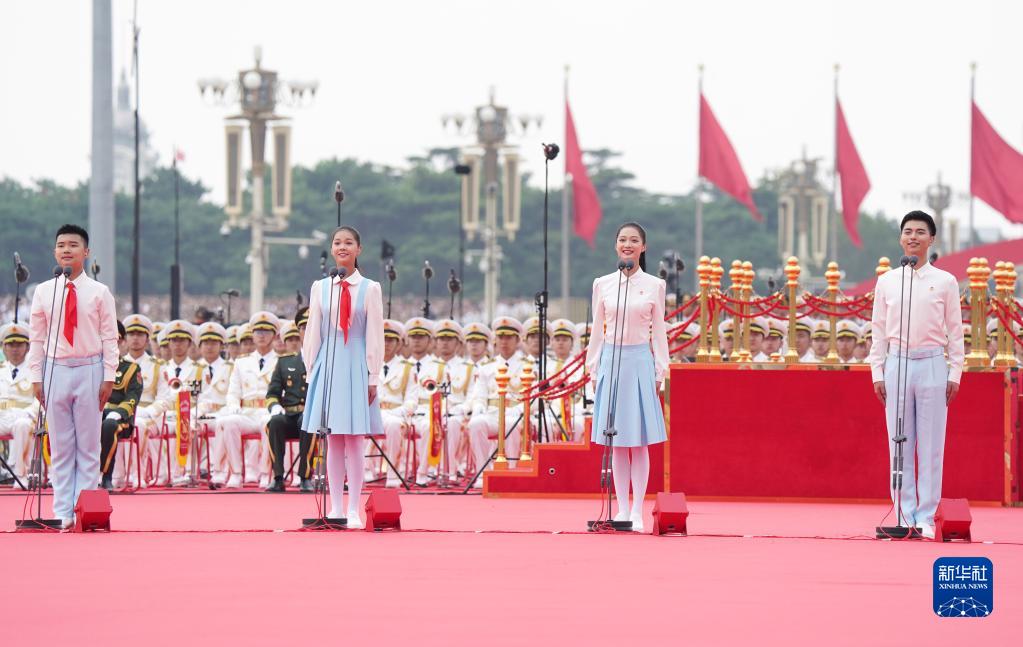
top-left (831, 63), bottom-right (840, 265)
top-left (561, 64), bottom-right (571, 318)
top-left (969, 61), bottom-right (977, 248)
top-left (694, 64), bottom-right (704, 291)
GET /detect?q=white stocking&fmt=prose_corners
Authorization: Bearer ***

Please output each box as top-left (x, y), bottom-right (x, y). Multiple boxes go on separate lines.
top-left (630, 446), bottom-right (650, 520)
top-left (327, 435), bottom-right (347, 517)
top-left (611, 447), bottom-right (631, 521)
top-left (344, 436), bottom-right (366, 518)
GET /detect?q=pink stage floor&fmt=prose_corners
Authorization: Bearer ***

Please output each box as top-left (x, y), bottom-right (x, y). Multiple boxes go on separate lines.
top-left (1, 490), bottom-right (1020, 645)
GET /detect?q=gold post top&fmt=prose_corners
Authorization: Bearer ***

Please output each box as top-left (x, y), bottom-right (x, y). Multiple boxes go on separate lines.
top-left (698, 256), bottom-right (711, 288)
top-left (496, 365), bottom-right (509, 395)
top-left (729, 260), bottom-right (744, 289)
top-left (742, 261), bottom-right (754, 289)
top-left (710, 258), bottom-right (723, 290)
top-left (520, 364), bottom-right (534, 392)
top-left (875, 257), bottom-right (891, 276)
top-left (784, 256), bottom-right (801, 287)
top-left (825, 261), bottom-right (841, 293)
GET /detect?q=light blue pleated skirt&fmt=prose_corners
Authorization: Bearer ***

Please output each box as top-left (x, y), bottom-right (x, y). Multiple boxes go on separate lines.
top-left (590, 343), bottom-right (667, 447)
top-left (303, 333), bottom-right (383, 436)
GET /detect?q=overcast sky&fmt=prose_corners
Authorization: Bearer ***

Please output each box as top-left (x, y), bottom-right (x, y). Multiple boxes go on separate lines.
top-left (3, 0), bottom-right (1022, 242)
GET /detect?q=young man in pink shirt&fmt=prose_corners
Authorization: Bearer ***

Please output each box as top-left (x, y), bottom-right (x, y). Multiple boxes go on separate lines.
top-left (29, 224), bottom-right (118, 528)
top-left (868, 211), bottom-right (964, 539)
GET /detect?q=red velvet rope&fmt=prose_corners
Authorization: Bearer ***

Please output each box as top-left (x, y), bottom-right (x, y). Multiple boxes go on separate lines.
top-left (716, 291), bottom-right (786, 307)
top-left (798, 299), bottom-right (873, 318)
top-left (712, 293), bottom-right (787, 319)
top-left (664, 294), bottom-right (701, 322)
top-left (802, 292), bottom-right (873, 308)
top-left (667, 308), bottom-right (702, 343)
top-left (992, 300), bottom-right (1023, 328)
top-left (669, 334), bottom-right (700, 355)
top-left (990, 304), bottom-right (1023, 347)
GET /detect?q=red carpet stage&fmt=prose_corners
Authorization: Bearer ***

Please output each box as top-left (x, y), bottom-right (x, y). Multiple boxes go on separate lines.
top-left (486, 365), bottom-right (1018, 503)
top-left (1, 490), bottom-right (1020, 644)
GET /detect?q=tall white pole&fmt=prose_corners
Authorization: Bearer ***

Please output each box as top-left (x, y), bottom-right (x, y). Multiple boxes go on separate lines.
top-left (560, 65), bottom-right (571, 319)
top-left (90, 0), bottom-right (115, 290)
top-left (831, 63), bottom-right (839, 265)
top-left (694, 64), bottom-right (703, 291)
top-left (968, 61), bottom-right (977, 249)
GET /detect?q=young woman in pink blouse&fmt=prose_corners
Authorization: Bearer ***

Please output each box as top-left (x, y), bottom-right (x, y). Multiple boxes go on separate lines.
top-left (585, 222), bottom-right (669, 532)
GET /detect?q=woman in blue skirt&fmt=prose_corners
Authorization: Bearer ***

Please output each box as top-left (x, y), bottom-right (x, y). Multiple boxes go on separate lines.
top-left (585, 222), bottom-right (669, 531)
top-left (302, 226), bottom-right (384, 529)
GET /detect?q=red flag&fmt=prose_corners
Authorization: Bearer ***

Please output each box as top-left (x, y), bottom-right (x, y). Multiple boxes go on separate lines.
top-left (835, 99), bottom-right (870, 248)
top-left (175, 149), bottom-right (186, 162)
top-left (565, 100), bottom-right (602, 247)
top-left (971, 101), bottom-right (1023, 223)
top-left (699, 94), bottom-right (761, 221)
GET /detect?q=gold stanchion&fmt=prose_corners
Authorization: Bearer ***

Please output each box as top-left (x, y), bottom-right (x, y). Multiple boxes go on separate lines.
top-left (494, 365), bottom-right (510, 469)
top-left (784, 256), bottom-right (801, 364)
top-left (966, 258), bottom-right (991, 368)
top-left (709, 257), bottom-right (723, 363)
top-left (728, 260), bottom-right (744, 361)
top-left (738, 261), bottom-right (754, 363)
top-left (696, 256), bottom-right (712, 362)
top-left (875, 257), bottom-right (891, 278)
top-left (994, 262), bottom-right (1017, 367)
top-left (518, 364), bottom-right (535, 466)
top-left (822, 261), bottom-right (841, 365)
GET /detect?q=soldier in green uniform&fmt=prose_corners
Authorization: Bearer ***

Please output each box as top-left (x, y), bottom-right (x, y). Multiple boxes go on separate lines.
top-left (265, 307), bottom-right (313, 492)
top-left (100, 321), bottom-right (144, 491)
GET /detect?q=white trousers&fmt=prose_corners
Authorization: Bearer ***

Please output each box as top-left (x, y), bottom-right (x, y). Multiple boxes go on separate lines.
top-left (216, 411), bottom-right (269, 482)
top-left (467, 407), bottom-right (523, 474)
top-left (883, 349), bottom-right (949, 528)
top-left (44, 355), bottom-right (103, 520)
top-left (0, 409), bottom-right (35, 479)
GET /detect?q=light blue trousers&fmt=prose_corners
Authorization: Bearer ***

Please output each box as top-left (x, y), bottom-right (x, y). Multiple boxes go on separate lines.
top-left (44, 355), bottom-right (103, 520)
top-left (883, 347), bottom-right (948, 528)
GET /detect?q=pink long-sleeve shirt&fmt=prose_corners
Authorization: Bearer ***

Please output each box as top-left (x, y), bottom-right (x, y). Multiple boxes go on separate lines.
top-left (585, 269), bottom-right (670, 383)
top-left (28, 272), bottom-right (119, 382)
top-left (302, 270), bottom-right (384, 386)
top-left (867, 262), bottom-right (965, 384)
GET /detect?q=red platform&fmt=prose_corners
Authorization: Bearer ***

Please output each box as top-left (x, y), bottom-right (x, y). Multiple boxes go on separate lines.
top-left (485, 364), bottom-right (1018, 504)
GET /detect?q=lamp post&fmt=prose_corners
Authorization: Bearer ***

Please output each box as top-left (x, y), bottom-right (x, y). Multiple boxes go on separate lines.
top-left (444, 89), bottom-right (541, 322)
top-left (199, 47), bottom-right (317, 315)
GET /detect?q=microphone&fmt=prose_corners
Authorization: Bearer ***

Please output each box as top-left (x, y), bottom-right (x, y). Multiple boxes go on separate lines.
top-left (422, 261), bottom-right (434, 280)
top-left (14, 253), bottom-right (29, 283)
top-left (224, 289), bottom-right (241, 297)
top-left (909, 256), bottom-right (919, 267)
top-left (62, 266), bottom-right (72, 278)
top-left (52, 266), bottom-right (62, 277)
top-left (675, 257), bottom-right (685, 272)
top-left (334, 181), bottom-right (345, 204)
top-left (337, 266), bottom-right (348, 279)
top-left (448, 269), bottom-right (461, 293)
top-left (929, 252), bottom-right (939, 264)
top-left (617, 260), bottom-right (627, 271)
top-left (386, 262), bottom-right (397, 282)
top-left (542, 143), bottom-right (560, 161)
top-left (658, 261), bottom-right (669, 280)
top-left (899, 255), bottom-right (911, 267)
top-left (624, 260), bottom-right (635, 270)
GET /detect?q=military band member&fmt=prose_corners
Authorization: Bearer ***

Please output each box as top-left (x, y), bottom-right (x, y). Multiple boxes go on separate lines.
top-left (195, 322), bottom-right (232, 482)
top-left (0, 323), bottom-right (38, 488)
top-left (282, 320), bottom-right (302, 355)
top-left (986, 318), bottom-right (998, 363)
top-left (718, 319), bottom-right (735, 360)
top-left (673, 323), bottom-right (699, 363)
top-left (573, 322), bottom-right (595, 441)
top-left (434, 318), bottom-right (476, 482)
top-left (121, 314), bottom-right (166, 487)
top-left (225, 325), bottom-right (241, 360)
top-left (961, 324), bottom-right (972, 358)
top-left (810, 319), bottom-right (831, 361)
top-left (380, 320), bottom-right (418, 487)
top-left (150, 321), bottom-right (165, 358)
top-left (853, 322), bottom-right (871, 362)
top-left (794, 316), bottom-right (817, 363)
top-left (156, 327), bottom-right (172, 362)
top-left (216, 311), bottom-right (280, 488)
top-left (404, 317), bottom-right (447, 486)
top-left (237, 323), bottom-right (255, 357)
top-left (749, 316), bottom-right (769, 362)
top-left (142, 319), bottom-right (200, 486)
top-left (100, 321), bottom-right (144, 490)
top-left (764, 319), bottom-right (787, 358)
top-left (836, 320), bottom-right (859, 363)
top-left (467, 316), bottom-right (526, 486)
top-left (544, 318), bottom-right (579, 441)
top-left (265, 307), bottom-right (312, 493)
top-left (550, 319), bottom-right (576, 363)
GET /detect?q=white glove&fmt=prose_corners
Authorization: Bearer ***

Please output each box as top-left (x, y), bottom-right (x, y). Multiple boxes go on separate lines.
top-left (106, 411), bottom-right (122, 421)
top-left (270, 404), bottom-right (285, 416)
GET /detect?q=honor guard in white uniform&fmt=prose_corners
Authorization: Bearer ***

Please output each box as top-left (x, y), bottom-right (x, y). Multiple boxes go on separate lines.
top-left (573, 322), bottom-right (595, 441)
top-left (674, 323), bottom-right (700, 363)
top-left (237, 323), bottom-right (255, 357)
top-left (434, 319), bottom-right (474, 482)
top-left (150, 321), bottom-right (166, 358)
top-left (522, 316), bottom-right (560, 441)
top-left (718, 319), bottom-right (735, 360)
top-left (379, 320), bottom-right (418, 487)
top-left (467, 317), bottom-right (527, 485)
top-left (544, 318), bottom-right (580, 441)
top-left (811, 319), bottom-right (831, 361)
top-left (215, 311), bottom-right (279, 488)
top-left (281, 320), bottom-right (302, 355)
top-left (836, 319), bottom-right (859, 363)
top-left (404, 317), bottom-right (448, 486)
top-left (194, 322), bottom-right (233, 480)
top-left (0, 324), bottom-right (38, 487)
top-left (455, 322), bottom-right (493, 473)
top-left (225, 325), bottom-right (241, 360)
top-left (141, 320), bottom-right (200, 486)
top-left (795, 316), bottom-right (818, 363)
top-left (749, 316), bottom-right (770, 362)
top-left (765, 319), bottom-right (787, 359)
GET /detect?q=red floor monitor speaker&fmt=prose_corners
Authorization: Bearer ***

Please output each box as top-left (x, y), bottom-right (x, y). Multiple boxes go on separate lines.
top-left (934, 498), bottom-right (971, 542)
top-left (365, 489), bottom-right (401, 531)
top-left (74, 489), bottom-right (112, 532)
top-left (652, 492), bottom-right (688, 535)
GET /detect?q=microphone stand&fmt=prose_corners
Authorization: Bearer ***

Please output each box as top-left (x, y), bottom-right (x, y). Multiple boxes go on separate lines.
top-left (876, 255), bottom-right (920, 539)
top-left (334, 180), bottom-right (344, 227)
top-left (422, 262), bottom-right (433, 319)
top-left (385, 262), bottom-right (396, 320)
top-left (303, 267), bottom-right (347, 529)
top-left (589, 261), bottom-right (634, 532)
top-left (13, 255), bottom-right (29, 322)
top-left (448, 270), bottom-right (460, 320)
top-left (17, 267), bottom-right (69, 530)
top-left (534, 144), bottom-right (559, 444)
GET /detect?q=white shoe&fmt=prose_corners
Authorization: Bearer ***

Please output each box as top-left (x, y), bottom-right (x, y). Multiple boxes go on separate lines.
top-left (346, 513), bottom-right (364, 530)
top-left (613, 510), bottom-right (630, 523)
top-left (60, 517), bottom-right (74, 530)
top-left (258, 475), bottom-right (270, 488)
top-left (226, 475), bottom-right (242, 488)
top-left (327, 509), bottom-right (345, 520)
top-left (385, 479), bottom-right (401, 488)
top-left (918, 524), bottom-right (935, 540)
top-left (630, 512), bottom-right (644, 533)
